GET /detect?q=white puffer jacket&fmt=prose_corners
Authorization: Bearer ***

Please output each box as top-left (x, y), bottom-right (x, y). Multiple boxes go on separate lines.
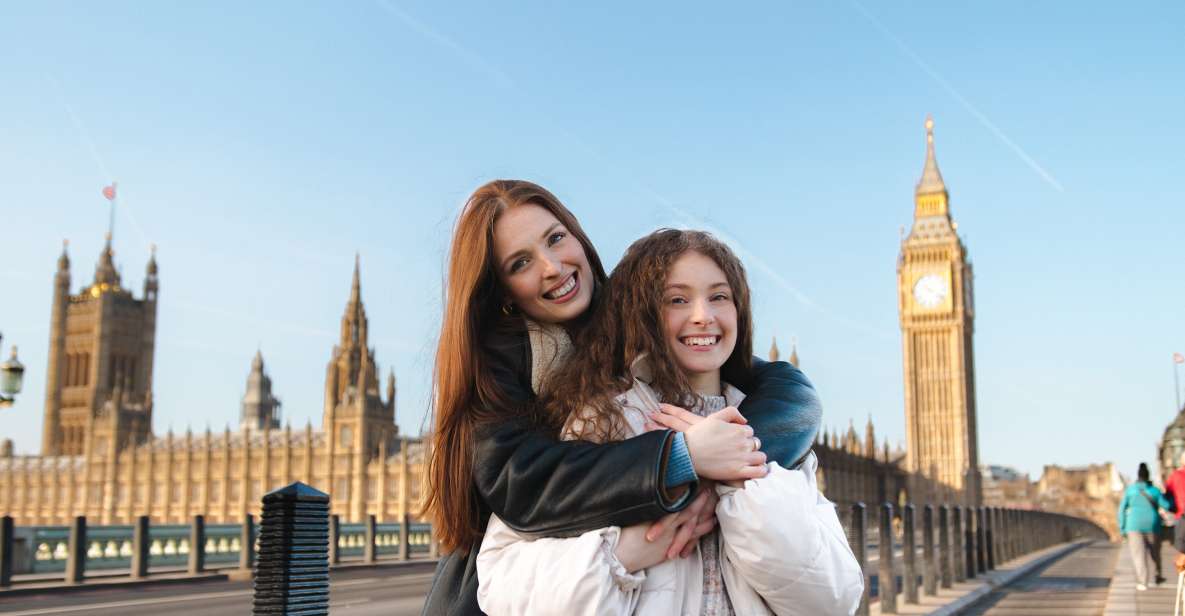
top-left (476, 362), bottom-right (863, 615)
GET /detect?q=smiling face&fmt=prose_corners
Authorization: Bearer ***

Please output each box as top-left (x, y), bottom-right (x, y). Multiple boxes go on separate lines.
top-left (492, 203), bottom-right (595, 324)
top-left (662, 250), bottom-right (738, 395)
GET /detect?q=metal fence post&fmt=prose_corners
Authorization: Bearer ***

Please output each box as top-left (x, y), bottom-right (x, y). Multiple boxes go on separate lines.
top-left (0, 516), bottom-right (13, 587)
top-left (131, 515), bottom-right (149, 579)
top-left (974, 507), bottom-right (986, 574)
top-left (364, 515), bottom-right (377, 564)
top-left (903, 504), bottom-right (918, 604)
top-left (964, 507), bottom-right (976, 579)
top-left (850, 503), bottom-right (869, 616)
top-left (252, 482), bottom-right (330, 616)
top-left (938, 505), bottom-right (952, 588)
top-left (328, 514), bottom-right (340, 566)
top-left (923, 505), bottom-right (936, 596)
top-left (188, 514), bottom-right (205, 575)
top-left (984, 508), bottom-right (995, 570)
top-left (879, 503), bottom-right (897, 613)
top-left (399, 513), bottom-right (410, 561)
top-left (65, 515), bottom-right (86, 584)
top-left (240, 513), bottom-right (256, 572)
top-left (952, 504), bottom-right (962, 582)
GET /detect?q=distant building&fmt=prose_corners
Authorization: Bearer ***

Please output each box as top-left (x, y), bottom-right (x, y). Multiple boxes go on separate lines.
top-left (1159, 405), bottom-right (1185, 483)
top-left (0, 243), bottom-right (424, 525)
top-left (980, 464), bottom-right (1037, 510)
top-left (1035, 463), bottom-right (1123, 540)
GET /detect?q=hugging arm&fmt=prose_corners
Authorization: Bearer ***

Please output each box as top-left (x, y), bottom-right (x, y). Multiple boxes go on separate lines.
top-left (737, 358), bottom-right (823, 468)
top-left (473, 331), bottom-right (696, 538)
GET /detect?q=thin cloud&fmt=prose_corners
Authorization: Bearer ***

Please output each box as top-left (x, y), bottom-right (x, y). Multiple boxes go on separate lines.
top-left (374, 0), bottom-right (514, 89)
top-left (371, 4), bottom-right (894, 343)
top-left (45, 73), bottom-right (154, 248)
top-left (848, 1), bottom-right (1065, 193)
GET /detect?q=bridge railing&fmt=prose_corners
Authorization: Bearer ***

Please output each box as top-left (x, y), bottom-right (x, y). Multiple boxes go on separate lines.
top-left (839, 502), bottom-right (1108, 615)
top-left (0, 511), bottom-right (437, 587)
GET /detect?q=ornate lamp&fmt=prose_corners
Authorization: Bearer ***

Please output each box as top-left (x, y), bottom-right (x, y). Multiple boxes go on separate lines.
top-left (0, 334), bottom-right (23, 407)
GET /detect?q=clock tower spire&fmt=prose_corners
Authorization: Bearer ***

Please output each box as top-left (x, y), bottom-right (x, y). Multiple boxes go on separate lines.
top-left (897, 115), bottom-right (982, 507)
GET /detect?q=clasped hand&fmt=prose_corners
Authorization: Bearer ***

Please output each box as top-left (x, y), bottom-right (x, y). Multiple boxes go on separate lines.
top-left (616, 404), bottom-right (766, 572)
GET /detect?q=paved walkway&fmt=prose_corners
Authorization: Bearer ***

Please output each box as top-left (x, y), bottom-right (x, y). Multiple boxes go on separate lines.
top-left (1103, 540), bottom-right (1180, 615)
top-left (961, 541), bottom-right (1118, 615)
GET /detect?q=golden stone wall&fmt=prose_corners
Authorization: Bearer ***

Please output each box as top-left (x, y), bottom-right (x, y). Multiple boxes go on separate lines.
top-left (0, 428), bottom-right (426, 525)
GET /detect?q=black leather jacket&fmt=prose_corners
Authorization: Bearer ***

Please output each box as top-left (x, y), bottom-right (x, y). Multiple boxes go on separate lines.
top-left (420, 331), bottom-right (822, 616)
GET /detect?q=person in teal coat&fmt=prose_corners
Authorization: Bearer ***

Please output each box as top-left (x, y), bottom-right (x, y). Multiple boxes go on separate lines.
top-left (1118, 463), bottom-right (1172, 589)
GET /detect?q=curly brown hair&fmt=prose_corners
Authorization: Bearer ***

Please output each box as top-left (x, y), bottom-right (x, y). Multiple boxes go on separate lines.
top-left (540, 229), bottom-right (754, 443)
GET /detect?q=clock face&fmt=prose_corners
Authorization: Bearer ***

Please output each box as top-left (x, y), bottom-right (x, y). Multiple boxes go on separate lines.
top-left (913, 274), bottom-right (948, 309)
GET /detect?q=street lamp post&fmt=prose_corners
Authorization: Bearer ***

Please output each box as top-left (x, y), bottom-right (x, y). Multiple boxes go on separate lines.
top-left (0, 333), bottom-right (25, 407)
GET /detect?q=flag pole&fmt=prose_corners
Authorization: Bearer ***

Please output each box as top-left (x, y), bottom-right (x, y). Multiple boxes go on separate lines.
top-left (108, 181), bottom-right (117, 239)
top-left (1175, 359), bottom-right (1181, 413)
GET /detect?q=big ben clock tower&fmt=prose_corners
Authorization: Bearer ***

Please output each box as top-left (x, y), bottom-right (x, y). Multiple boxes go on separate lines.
top-left (898, 116), bottom-right (982, 507)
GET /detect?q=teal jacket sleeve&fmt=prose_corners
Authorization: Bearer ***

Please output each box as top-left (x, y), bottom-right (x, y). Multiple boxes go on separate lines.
top-left (1118, 490), bottom-right (1129, 535)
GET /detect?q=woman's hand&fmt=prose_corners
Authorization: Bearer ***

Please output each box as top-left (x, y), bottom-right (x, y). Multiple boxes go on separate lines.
top-left (644, 485), bottom-right (719, 559)
top-left (615, 517), bottom-right (675, 573)
top-left (653, 405), bottom-right (767, 482)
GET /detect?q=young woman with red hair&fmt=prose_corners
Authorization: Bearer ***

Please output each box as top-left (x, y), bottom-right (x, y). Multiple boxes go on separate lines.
top-left (421, 181), bottom-right (823, 616)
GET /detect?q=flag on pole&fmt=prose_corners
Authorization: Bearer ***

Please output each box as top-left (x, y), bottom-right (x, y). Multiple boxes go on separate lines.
top-left (102, 183), bottom-right (116, 201)
top-left (1175, 352), bottom-right (1184, 364)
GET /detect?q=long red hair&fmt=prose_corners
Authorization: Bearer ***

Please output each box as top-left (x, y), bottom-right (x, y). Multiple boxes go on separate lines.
top-left (424, 179), bottom-right (607, 553)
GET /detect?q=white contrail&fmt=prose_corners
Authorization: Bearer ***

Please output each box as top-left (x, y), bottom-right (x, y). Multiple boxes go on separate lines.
top-left (848, 1), bottom-right (1065, 193)
top-left (374, 2), bottom-right (895, 342)
top-left (373, 0), bottom-right (514, 89)
top-left (45, 73), bottom-right (154, 248)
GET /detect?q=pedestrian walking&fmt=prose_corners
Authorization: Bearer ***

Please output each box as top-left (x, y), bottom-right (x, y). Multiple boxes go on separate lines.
top-left (1119, 462), bottom-right (1172, 590)
top-left (1164, 452), bottom-right (1185, 573)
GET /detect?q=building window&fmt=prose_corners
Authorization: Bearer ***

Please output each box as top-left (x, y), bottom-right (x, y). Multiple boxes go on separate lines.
top-left (251, 480), bottom-right (261, 501)
top-left (229, 481), bottom-right (240, 501)
top-left (191, 484), bottom-right (201, 502)
top-left (210, 481), bottom-right (221, 502)
top-left (340, 426), bottom-right (353, 449)
top-left (335, 479), bottom-right (349, 500)
top-left (367, 478), bottom-right (377, 501)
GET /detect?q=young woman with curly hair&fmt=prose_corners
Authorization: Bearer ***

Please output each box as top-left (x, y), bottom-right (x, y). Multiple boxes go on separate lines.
top-left (475, 229), bottom-right (862, 615)
top-left (421, 181), bottom-right (824, 616)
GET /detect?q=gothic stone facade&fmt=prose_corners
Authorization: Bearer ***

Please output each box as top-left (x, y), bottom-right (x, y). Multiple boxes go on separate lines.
top-left (0, 245), bottom-right (425, 525)
top-left (898, 117), bottom-right (983, 507)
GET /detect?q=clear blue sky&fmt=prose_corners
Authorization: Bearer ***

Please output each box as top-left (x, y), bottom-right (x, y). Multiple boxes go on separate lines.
top-left (1, 1), bottom-right (1182, 481)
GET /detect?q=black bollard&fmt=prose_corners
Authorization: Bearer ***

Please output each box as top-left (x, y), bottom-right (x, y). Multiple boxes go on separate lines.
top-left (131, 516), bottom-right (149, 579)
top-left (938, 506), bottom-right (952, 589)
top-left (922, 505), bottom-right (936, 596)
top-left (849, 503), bottom-right (869, 616)
top-left (65, 516), bottom-right (86, 584)
top-left (252, 482), bottom-right (330, 616)
top-left (0, 516), bottom-right (12, 587)
top-left (903, 504), bottom-right (918, 604)
top-left (879, 503), bottom-right (897, 613)
top-left (241, 513), bottom-right (256, 572)
top-left (984, 508), bottom-right (995, 570)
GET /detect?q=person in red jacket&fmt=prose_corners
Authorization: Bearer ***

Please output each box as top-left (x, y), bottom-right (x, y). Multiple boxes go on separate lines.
top-left (1164, 452), bottom-right (1185, 572)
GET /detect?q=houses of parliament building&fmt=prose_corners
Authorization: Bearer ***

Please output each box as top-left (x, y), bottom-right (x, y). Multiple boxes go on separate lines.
top-left (0, 115), bottom-right (982, 526)
top-left (0, 242), bottom-right (426, 526)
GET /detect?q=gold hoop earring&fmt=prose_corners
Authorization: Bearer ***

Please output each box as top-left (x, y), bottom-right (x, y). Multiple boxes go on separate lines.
top-left (501, 302), bottom-right (517, 316)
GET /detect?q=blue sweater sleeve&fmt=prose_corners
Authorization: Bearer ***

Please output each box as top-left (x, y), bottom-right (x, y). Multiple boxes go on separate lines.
top-left (664, 432), bottom-right (698, 489)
